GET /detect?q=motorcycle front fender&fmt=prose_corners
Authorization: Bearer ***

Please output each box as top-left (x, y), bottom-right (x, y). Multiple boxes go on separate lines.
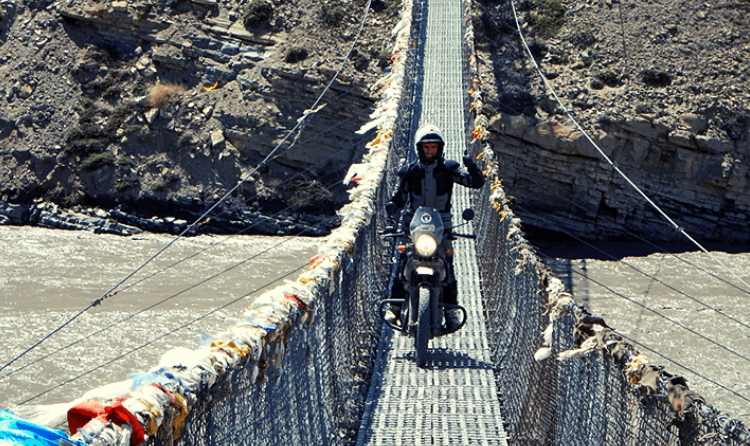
top-left (415, 265), bottom-right (435, 276)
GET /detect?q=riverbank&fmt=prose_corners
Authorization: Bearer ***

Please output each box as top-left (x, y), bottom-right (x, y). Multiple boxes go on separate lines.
top-left (0, 199), bottom-right (336, 236)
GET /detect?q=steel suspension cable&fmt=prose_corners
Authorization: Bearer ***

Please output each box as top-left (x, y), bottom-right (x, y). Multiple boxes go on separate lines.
top-left (525, 212), bottom-right (750, 368)
top-left (520, 203), bottom-right (750, 345)
top-left (106, 179), bottom-right (349, 294)
top-left (15, 250), bottom-right (319, 405)
top-left (543, 191), bottom-right (750, 297)
top-left (536, 250), bottom-right (750, 405)
top-left (616, 332), bottom-right (750, 406)
top-left (552, 256), bottom-right (750, 406)
top-left (96, 112), bottom-right (374, 302)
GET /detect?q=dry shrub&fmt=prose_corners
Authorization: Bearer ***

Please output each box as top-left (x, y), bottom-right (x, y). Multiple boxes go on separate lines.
top-left (147, 82), bottom-right (185, 109)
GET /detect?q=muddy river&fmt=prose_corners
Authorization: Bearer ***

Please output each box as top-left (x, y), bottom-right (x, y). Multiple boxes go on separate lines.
top-left (540, 239), bottom-right (750, 424)
top-left (0, 226), bottom-right (319, 410)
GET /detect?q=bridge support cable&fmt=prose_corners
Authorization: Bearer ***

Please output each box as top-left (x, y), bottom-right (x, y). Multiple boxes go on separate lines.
top-left (357, 1), bottom-right (508, 444)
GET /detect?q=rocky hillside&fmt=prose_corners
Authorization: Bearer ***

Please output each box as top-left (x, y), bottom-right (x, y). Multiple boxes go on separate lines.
top-left (0, 0), bottom-right (399, 235)
top-left (2, 0), bottom-right (748, 243)
top-left (472, 0), bottom-right (750, 243)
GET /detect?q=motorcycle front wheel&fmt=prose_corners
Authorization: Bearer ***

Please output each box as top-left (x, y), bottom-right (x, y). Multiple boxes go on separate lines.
top-left (415, 284), bottom-right (431, 367)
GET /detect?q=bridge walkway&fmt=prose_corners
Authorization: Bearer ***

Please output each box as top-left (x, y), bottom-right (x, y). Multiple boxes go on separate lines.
top-left (356, 1), bottom-right (509, 444)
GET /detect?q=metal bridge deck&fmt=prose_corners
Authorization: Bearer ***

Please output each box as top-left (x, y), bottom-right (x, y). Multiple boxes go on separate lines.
top-left (357, 1), bottom-right (508, 444)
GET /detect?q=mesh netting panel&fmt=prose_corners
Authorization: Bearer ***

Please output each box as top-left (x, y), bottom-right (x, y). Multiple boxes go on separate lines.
top-left (159, 220), bottom-right (382, 446)
top-left (153, 138), bottom-right (408, 446)
top-left (473, 156), bottom-right (750, 445)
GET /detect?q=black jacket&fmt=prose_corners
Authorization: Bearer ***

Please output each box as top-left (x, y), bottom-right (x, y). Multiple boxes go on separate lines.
top-left (391, 155), bottom-right (485, 220)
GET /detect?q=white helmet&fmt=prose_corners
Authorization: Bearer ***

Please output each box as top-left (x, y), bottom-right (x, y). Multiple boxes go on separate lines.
top-left (414, 124), bottom-right (445, 164)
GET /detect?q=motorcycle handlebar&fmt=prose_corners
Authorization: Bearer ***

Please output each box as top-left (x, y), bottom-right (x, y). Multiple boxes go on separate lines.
top-left (448, 233), bottom-right (476, 240)
top-left (380, 231), bottom-right (475, 239)
top-left (381, 232), bottom-right (404, 238)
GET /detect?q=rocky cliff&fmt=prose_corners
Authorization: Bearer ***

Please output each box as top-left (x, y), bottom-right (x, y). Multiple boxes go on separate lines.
top-left (0, 0), bottom-right (399, 235)
top-left (472, 0), bottom-right (750, 243)
top-left (1, 0), bottom-right (749, 243)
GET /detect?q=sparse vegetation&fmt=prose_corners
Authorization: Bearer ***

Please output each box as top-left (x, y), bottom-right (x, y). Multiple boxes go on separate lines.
top-left (595, 71), bottom-right (622, 87)
top-left (372, 0), bottom-right (401, 16)
top-left (103, 85), bottom-right (122, 99)
top-left (66, 127), bottom-right (84, 141)
top-left (320, 2), bottom-right (348, 27)
top-left (147, 82), bottom-right (185, 109)
top-left (640, 68), bottom-right (672, 87)
top-left (351, 49), bottom-right (369, 71)
top-left (470, 6), bottom-right (509, 46)
top-left (243, 0), bottom-right (274, 29)
top-left (113, 103), bottom-right (129, 115)
top-left (114, 180), bottom-right (130, 191)
top-left (114, 176), bottom-right (138, 192)
top-left (376, 50), bottom-right (392, 69)
top-left (527, 0), bottom-right (567, 39)
top-left (81, 150), bottom-right (115, 170)
top-left (115, 156), bottom-right (136, 166)
top-left (544, 47), bottom-right (571, 64)
top-left (80, 43), bottom-right (108, 63)
top-left (569, 30), bottom-right (597, 49)
top-left (151, 178), bottom-right (168, 191)
top-left (285, 47), bottom-right (309, 64)
top-left (635, 102), bottom-right (654, 114)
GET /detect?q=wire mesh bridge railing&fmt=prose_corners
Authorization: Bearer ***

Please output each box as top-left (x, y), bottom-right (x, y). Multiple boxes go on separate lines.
top-left (2, 0), bottom-right (750, 445)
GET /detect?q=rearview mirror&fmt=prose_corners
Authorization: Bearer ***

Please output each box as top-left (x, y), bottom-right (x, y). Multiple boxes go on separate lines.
top-left (462, 208), bottom-right (475, 221)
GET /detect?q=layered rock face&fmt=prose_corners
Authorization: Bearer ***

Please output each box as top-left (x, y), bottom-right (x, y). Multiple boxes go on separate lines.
top-left (472, 0), bottom-right (750, 243)
top-left (489, 113), bottom-right (749, 243)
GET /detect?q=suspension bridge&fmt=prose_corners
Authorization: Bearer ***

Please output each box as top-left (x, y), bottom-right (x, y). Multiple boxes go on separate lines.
top-left (1, 0), bottom-right (750, 445)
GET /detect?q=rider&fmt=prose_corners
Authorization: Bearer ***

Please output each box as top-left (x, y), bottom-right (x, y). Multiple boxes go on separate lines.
top-left (386, 124), bottom-right (485, 331)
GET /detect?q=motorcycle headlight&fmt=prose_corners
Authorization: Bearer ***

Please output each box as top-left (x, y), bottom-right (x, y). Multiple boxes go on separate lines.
top-left (414, 234), bottom-right (438, 256)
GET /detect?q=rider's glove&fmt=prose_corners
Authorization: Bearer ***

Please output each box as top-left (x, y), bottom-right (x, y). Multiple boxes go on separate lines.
top-left (463, 148), bottom-right (475, 166)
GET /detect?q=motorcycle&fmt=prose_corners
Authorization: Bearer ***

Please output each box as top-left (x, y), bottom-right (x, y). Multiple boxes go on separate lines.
top-left (379, 204), bottom-right (475, 366)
